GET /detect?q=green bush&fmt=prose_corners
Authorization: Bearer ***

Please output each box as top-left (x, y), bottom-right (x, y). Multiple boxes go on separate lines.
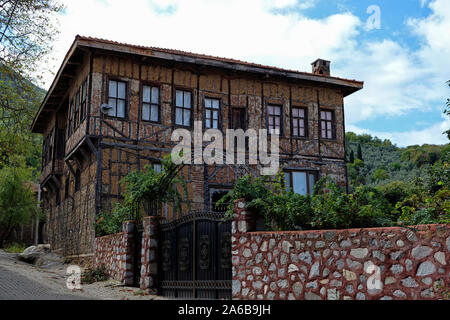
top-left (94, 154), bottom-right (187, 236)
top-left (94, 205), bottom-right (130, 237)
top-left (81, 265), bottom-right (109, 284)
top-left (4, 242), bottom-right (27, 253)
top-left (219, 174), bottom-right (393, 231)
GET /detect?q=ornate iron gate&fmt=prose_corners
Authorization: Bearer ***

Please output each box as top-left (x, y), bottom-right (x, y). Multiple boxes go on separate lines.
top-left (158, 211), bottom-right (232, 299)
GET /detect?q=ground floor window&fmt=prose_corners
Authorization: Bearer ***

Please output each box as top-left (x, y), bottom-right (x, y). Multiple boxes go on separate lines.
top-left (210, 189), bottom-right (230, 213)
top-left (284, 171), bottom-right (317, 195)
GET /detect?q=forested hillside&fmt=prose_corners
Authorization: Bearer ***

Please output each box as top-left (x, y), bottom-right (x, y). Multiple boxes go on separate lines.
top-left (345, 132), bottom-right (450, 191)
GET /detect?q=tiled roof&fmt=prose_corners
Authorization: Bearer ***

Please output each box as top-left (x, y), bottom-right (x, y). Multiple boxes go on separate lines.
top-left (76, 35), bottom-right (363, 86)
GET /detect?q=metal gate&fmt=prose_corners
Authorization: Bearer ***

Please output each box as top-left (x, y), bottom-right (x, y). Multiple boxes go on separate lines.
top-left (158, 211), bottom-right (232, 299)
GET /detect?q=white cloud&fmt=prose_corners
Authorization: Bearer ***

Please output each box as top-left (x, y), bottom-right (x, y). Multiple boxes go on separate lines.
top-left (347, 115), bottom-right (450, 147)
top-left (47, 0), bottom-right (359, 88)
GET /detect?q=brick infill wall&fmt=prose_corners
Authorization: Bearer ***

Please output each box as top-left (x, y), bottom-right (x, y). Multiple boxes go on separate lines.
top-left (94, 221), bottom-right (135, 285)
top-left (232, 200), bottom-right (450, 300)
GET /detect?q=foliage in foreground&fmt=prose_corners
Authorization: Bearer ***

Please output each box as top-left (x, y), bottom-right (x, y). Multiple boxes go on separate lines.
top-left (218, 155), bottom-right (449, 231)
top-left (81, 265), bottom-right (109, 284)
top-left (4, 242), bottom-right (27, 253)
top-left (95, 155), bottom-right (186, 236)
top-left (0, 166), bottom-right (41, 247)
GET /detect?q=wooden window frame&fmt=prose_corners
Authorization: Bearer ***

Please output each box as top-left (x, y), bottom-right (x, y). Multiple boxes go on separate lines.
top-left (80, 78), bottom-right (88, 122)
top-left (291, 106), bottom-right (308, 138)
top-left (74, 89), bottom-right (80, 129)
top-left (75, 169), bottom-right (81, 193)
top-left (141, 82), bottom-right (161, 123)
top-left (68, 99), bottom-right (74, 138)
top-left (64, 177), bottom-right (70, 200)
top-left (284, 170), bottom-right (318, 195)
top-left (174, 88), bottom-right (193, 128)
top-left (320, 109), bottom-right (336, 140)
top-left (267, 104), bottom-right (283, 136)
top-left (106, 79), bottom-right (128, 119)
top-left (204, 97), bottom-right (221, 130)
top-left (230, 107), bottom-right (247, 131)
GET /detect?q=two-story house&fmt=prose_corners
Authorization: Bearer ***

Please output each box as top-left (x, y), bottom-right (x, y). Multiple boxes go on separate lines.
top-left (31, 36), bottom-right (363, 260)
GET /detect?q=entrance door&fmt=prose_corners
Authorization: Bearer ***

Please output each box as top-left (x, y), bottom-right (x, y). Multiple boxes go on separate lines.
top-left (158, 211), bottom-right (232, 299)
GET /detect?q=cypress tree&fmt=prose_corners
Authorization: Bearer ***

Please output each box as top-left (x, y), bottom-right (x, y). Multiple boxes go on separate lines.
top-left (349, 150), bottom-right (355, 163)
top-left (357, 144), bottom-right (363, 161)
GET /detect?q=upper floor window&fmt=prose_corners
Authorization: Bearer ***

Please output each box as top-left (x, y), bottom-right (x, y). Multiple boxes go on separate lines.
top-left (142, 85), bottom-right (159, 122)
top-left (68, 100), bottom-right (74, 137)
top-left (284, 171), bottom-right (316, 195)
top-left (320, 109), bottom-right (335, 140)
top-left (74, 90), bottom-right (80, 129)
top-left (42, 129), bottom-right (54, 167)
top-left (175, 90), bottom-right (191, 127)
top-left (204, 98), bottom-right (220, 129)
top-left (108, 80), bottom-right (127, 118)
top-left (80, 79), bottom-right (87, 121)
top-left (231, 108), bottom-right (246, 130)
top-left (75, 169), bottom-right (81, 192)
top-left (267, 105), bottom-right (281, 135)
top-left (292, 107), bottom-right (307, 138)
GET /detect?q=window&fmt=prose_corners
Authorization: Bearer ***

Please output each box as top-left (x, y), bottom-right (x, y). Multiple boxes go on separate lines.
top-left (210, 190), bottom-right (230, 213)
top-left (267, 105), bottom-right (281, 135)
top-left (292, 107), bottom-right (307, 138)
top-left (75, 169), bottom-right (81, 192)
top-left (204, 98), bottom-right (220, 129)
top-left (108, 80), bottom-right (127, 118)
top-left (80, 79), bottom-right (87, 121)
top-left (231, 108), bottom-right (246, 130)
top-left (42, 129), bottom-right (54, 167)
top-left (68, 100), bottom-right (74, 137)
top-left (65, 177), bottom-right (70, 200)
top-left (142, 85), bottom-right (159, 122)
top-left (56, 188), bottom-right (61, 206)
top-left (320, 109), bottom-right (335, 139)
top-left (284, 171), bottom-right (317, 195)
top-left (153, 163), bottom-right (162, 173)
top-left (74, 90), bottom-right (80, 129)
top-left (175, 90), bottom-right (192, 126)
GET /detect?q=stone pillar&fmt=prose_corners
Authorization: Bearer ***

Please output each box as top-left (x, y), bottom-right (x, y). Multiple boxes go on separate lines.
top-left (232, 199), bottom-right (250, 299)
top-left (140, 216), bottom-right (160, 294)
top-left (122, 220), bottom-right (135, 286)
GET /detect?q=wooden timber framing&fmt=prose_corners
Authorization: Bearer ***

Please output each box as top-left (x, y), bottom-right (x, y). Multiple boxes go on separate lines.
top-left (31, 36), bottom-right (363, 257)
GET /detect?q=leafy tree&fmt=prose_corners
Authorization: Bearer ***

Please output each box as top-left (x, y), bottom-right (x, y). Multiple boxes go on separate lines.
top-left (357, 143), bottom-right (363, 161)
top-left (0, 0), bottom-right (63, 178)
top-left (373, 168), bottom-right (389, 181)
top-left (0, 166), bottom-right (40, 247)
top-left (347, 158), bottom-right (365, 187)
top-left (0, 0), bottom-right (63, 82)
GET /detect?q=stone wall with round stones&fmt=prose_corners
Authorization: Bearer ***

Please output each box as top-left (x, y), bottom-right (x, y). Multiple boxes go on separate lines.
top-left (232, 200), bottom-right (450, 300)
top-left (94, 221), bottom-right (135, 285)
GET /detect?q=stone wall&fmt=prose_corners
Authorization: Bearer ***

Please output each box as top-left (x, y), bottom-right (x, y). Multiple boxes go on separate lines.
top-left (140, 216), bottom-right (160, 293)
top-left (93, 221), bottom-right (135, 285)
top-left (232, 200), bottom-right (450, 300)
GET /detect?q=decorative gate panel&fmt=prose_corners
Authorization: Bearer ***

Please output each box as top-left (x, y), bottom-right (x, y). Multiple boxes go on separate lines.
top-left (158, 211), bottom-right (232, 299)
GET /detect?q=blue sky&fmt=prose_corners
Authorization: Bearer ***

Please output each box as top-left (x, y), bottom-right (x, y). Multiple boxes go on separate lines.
top-left (48, 0), bottom-right (450, 147)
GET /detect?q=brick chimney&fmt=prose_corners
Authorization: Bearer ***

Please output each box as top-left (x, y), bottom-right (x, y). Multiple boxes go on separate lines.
top-left (311, 59), bottom-right (330, 76)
